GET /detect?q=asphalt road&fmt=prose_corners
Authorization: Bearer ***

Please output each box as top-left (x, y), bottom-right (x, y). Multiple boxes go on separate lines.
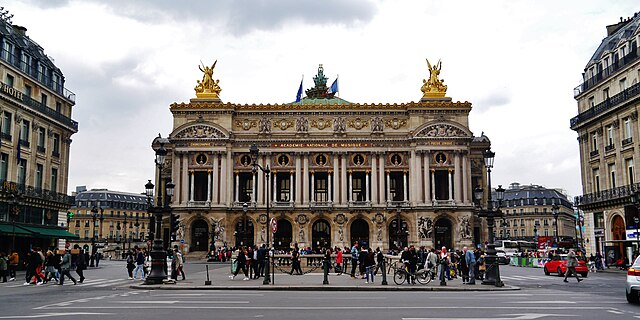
top-left (0, 260), bottom-right (639, 320)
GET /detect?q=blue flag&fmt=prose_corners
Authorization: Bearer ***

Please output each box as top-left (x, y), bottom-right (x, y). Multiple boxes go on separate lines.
top-left (329, 78), bottom-right (338, 95)
top-left (295, 77), bottom-right (303, 102)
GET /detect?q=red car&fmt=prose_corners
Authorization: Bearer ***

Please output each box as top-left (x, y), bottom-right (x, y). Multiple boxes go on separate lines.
top-left (543, 254), bottom-right (588, 277)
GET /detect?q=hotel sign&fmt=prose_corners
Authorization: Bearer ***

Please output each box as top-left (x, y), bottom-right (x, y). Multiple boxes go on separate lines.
top-left (1, 83), bottom-right (24, 101)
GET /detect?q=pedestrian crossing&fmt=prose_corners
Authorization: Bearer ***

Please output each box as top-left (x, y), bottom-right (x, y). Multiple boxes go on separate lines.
top-left (500, 275), bottom-right (554, 282)
top-left (0, 278), bottom-right (138, 289)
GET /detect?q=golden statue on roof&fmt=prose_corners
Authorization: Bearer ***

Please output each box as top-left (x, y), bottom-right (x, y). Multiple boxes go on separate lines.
top-left (195, 60), bottom-right (221, 99)
top-left (421, 58), bottom-right (448, 99)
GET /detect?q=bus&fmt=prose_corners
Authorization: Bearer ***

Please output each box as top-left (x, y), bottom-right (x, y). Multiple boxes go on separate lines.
top-left (494, 240), bottom-right (519, 257)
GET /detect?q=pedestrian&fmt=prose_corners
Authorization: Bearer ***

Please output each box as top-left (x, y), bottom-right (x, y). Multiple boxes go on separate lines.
top-left (358, 246), bottom-right (368, 279)
top-left (170, 249), bottom-right (178, 280)
top-left (374, 247), bottom-right (384, 276)
top-left (290, 246), bottom-right (302, 275)
top-left (25, 248), bottom-right (43, 285)
top-left (257, 244), bottom-right (267, 278)
top-left (459, 249), bottom-right (469, 284)
top-left (439, 246), bottom-right (449, 286)
top-left (58, 248), bottom-right (77, 285)
top-left (126, 251), bottom-right (135, 279)
top-left (426, 248), bottom-right (438, 280)
top-left (0, 252), bottom-right (7, 283)
top-left (44, 250), bottom-right (59, 284)
top-left (246, 246), bottom-right (254, 278)
top-left (365, 248), bottom-right (375, 284)
top-left (335, 247), bottom-right (343, 274)
top-left (133, 247), bottom-right (145, 280)
top-left (350, 242), bottom-right (359, 278)
top-left (251, 245), bottom-right (258, 279)
top-left (563, 249), bottom-right (583, 283)
top-left (464, 246), bottom-right (476, 285)
top-left (74, 246), bottom-right (86, 283)
top-left (8, 250), bottom-right (18, 281)
top-left (175, 249), bottom-right (185, 280)
top-left (229, 247), bottom-right (249, 280)
top-left (477, 251), bottom-right (486, 280)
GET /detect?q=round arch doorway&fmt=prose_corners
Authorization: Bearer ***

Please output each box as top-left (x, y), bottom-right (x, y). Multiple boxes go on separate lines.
top-left (389, 218), bottom-right (408, 250)
top-left (434, 218), bottom-right (452, 250)
top-left (273, 219), bottom-right (292, 250)
top-left (190, 219), bottom-right (209, 252)
top-left (350, 218), bottom-right (369, 248)
top-left (312, 219), bottom-right (331, 249)
top-left (234, 219), bottom-right (254, 248)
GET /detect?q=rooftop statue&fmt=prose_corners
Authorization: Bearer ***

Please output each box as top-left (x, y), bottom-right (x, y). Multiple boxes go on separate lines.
top-left (421, 58), bottom-right (448, 98)
top-left (195, 60), bottom-right (221, 99)
top-left (305, 64), bottom-right (336, 99)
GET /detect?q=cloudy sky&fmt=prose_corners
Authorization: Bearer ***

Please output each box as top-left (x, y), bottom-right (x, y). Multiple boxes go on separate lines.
top-left (6, 0), bottom-right (639, 198)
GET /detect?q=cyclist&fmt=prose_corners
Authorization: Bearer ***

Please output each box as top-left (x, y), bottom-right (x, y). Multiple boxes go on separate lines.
top-left (400, 247), bottom-right (417, 284)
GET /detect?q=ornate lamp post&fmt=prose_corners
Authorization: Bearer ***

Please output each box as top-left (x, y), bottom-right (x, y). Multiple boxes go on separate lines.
top-left (135, 212), bottom-right (140, 242)
top-left (552, 204), bottom-right (560, 246)
top-left (393, 204), bottom-right (403, 249)
top-left (90, 206), bottom-right (99, 267)
top-left (473, 148), bottom-right (505, 287)
top-left (145, 180), bottom-right (155, 249)
top-left (242, 202), bottom-right (248, 246)
top-left (534, 220), bottom-right (540, 249)
top-left (145, 139), bottom-right (175, 285)
top-left (98, 208), bottom-right (104, 243)
top-left (250, 143), bottom-right (272, 285)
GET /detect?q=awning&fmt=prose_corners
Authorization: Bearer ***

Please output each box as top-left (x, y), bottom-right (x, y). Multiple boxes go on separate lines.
top-left (0, 223), bottom-right (32, 236)
top-left (17, 225), bottom-right (79, 239)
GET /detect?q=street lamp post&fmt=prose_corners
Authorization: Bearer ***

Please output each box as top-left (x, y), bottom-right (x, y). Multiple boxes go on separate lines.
top-left (242, 202), bottom-right (248, 246)
top-left (90, 206), bottom-right (99, 267)
top-left (145, 139), bottom-right (176, 285)
top-left (501, 217), bottom-right (507, 240)
top-left (578, 213), bottom-right (584, 250)
top-left (534, 220), bottom-right (540, 249)
top-left (249, 143), bottom-right (272, 285)
top-left (395, 205), bottom-right (402, 249)
top-left (552, 204), bottom-right (560, 246)
top-left (473, 148), bottom-right (505, 287)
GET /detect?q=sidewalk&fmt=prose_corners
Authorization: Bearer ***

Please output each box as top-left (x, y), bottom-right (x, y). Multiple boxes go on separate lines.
top-left (131, 261), bottom-right (519, 291)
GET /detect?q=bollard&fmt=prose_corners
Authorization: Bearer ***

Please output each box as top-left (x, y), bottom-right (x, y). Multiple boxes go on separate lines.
top-left (381, 258), bottom-right (388, 285)
top-left (204, 265), bottom-right (212, 285)
top-left (323, 260), bottom-right (329, 285)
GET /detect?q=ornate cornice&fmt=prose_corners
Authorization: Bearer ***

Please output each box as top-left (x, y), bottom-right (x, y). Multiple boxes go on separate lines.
top-left (169, 100), bottom-right (472, 111)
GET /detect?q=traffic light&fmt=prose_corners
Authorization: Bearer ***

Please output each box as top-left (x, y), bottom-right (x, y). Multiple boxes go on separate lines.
top-left (66, 211), bottom-right (74, 224)
top-left (170, 213), bottom-right (179, 241)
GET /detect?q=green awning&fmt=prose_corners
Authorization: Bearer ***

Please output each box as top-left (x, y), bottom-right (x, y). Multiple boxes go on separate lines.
top-left (0, 223), bottom-right (33, 236)
top-left (17, 225), bottom-right (79, 239)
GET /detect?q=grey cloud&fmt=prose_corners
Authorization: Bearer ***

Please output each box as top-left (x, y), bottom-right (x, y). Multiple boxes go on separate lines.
top-left (473, 91), bottom-right (511, 112)
top-left (23, 0), bottom-right (378, 35)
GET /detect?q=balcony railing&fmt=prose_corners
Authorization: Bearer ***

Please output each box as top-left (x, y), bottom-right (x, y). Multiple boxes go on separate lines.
top-left (605, 144), bottom-right (615, 152)
top-left (590, 150), bottom-right (599, 158)
top-left (52, 151), bottom-right (60, 158)
top-left (348, 201), bottom-right (371, 208)
top-left (272, 201), bottom-right (293, 208)
top-left (0, 80), bottom-right (78, 131)
top-left (0, 132), bottom-right (11, 141)
top-left (574, 182), bottom-right (640, 207)
top-left (19, 139), bottom-right (29, 148)
top-left (570, 81), bottom-right (640, 129)
top-left (0, 48), bottom-right (76, 103)
top-left (573, 48), bottom-right (639, 98)
top-left (310, 201), bottom-right (333, 209)
top-left (622, 137), bottom-right (633, 147)
top-left (432, 199), bottom-right (456, 207)
top-left (386, 200), bottom-right (409, 208)
top-left (36, 146), bottom-right (46, 153)
top-left (187, 200), bottom-right (209, 207)
top-left (0, 179), bottom-right (74, 206)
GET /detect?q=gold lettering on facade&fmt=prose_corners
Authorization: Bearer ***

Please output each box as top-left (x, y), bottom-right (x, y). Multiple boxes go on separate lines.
top-left (2, 83), bottom-right (24, 100)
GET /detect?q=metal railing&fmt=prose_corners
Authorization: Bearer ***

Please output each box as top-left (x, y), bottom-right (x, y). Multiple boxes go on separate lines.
top-left (570, 81), bottom-right (640, 129)
top-left (0, 179), bottom-right (74, 205)
top-left (574, 182), bottom-right (640, 207)
top-left (574, 49), bottom-right (639, 98)
top-left (0, 48), bottom-right (76, 103)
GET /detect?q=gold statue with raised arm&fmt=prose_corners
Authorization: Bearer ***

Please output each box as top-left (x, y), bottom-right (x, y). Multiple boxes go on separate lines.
top-left (195, 60), bottom-right (221, 99)
top-left (421, 58), bottom-right (448, 98)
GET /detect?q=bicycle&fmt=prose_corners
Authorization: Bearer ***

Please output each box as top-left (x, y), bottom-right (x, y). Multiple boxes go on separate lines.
top-left (393, 262), bottom-right (432, 285)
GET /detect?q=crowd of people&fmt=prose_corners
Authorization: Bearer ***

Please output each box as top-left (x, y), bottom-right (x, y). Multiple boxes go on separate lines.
top-left (0, 245), bottom-right (89, 285)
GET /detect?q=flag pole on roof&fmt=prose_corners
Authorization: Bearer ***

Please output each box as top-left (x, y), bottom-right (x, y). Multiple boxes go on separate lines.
top-left (295, 75), bottom-right (304, 102)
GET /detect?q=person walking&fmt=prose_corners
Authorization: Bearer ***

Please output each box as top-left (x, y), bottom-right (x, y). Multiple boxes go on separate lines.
top-left (58, 248), bottom-right (77, 285)
top-left (365, 248), bottom-right (375, 284)
top-left (125, 251), bottom-right (135, 279)
top-left (426, 248), bottom-right (438, 280)
top-left (464, 246), bottom-right (476, 285)
top-left (175, 249), bottom-right (185, 280)
top-left (374, 247), bottom-right (384, 276)
top-left (439, 246), bottom-right (449, 286)
top-left (44, 250), bottom-right (59, 284)
top-left (0, 252), bottom-right (7, 283)
top-left (74, 246), bottom-right (86, 283)
top-left (229, 247), bottom-right (249, 280)
top-left (563, 249), bottom-right (583, 283)
top-left (133, 247), bottom-right (145, 280)
top-left (7, 250), bottom-right (18, 281)
top-left (257, 244), bottom-right (266, 278)
top-left (335, 247), bottom-right (343, 274)
top-left (290, 247), bottom-right (303, 275)
top-left (350, 242), bottom-right (359, 278)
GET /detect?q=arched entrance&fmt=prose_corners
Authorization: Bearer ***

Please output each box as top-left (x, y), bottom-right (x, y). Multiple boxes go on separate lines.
top-left (389, 218), bottom-right (408, 250)
top-left (190, 219), bottom-right (209, 251)
top-left (434, 218), bottom-right (452, 250)
top-left (350, 218), bottom-right (369, 248)
top-left (312, 219), bottom-right (331, 249)
top-left (234, 219), bottom-right (254, 248)
top-left (611, 215), bottom-right (626, 264)
top-left (273, 219), bottom-right (292, 250)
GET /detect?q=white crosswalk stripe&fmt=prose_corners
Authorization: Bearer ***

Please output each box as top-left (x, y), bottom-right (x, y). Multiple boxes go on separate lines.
top-left (0, 278), bottom-right (135, 289)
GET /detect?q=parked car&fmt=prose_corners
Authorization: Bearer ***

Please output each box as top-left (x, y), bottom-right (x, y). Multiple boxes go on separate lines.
top-left (543, 253), bottom-right (588, 277)
top-left (626, 256), bottom-right (640, 303)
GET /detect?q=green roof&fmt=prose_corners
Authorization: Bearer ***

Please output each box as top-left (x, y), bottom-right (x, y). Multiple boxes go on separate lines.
top-left (0, 223), bottom-right (32, 236)
top-left (9, 224), bottom-right (79, 239)
top-left (288, 97), bottom-right (353, 106)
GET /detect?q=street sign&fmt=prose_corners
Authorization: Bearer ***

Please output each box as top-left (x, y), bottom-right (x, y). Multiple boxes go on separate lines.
top-left (180, 239), bottom-right (185, 244)
top-left (270, 218), bottom-right (277, 234)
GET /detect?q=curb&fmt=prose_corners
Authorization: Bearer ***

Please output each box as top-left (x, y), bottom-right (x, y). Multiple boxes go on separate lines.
top-left (130, 285), bottom-right (520, 292)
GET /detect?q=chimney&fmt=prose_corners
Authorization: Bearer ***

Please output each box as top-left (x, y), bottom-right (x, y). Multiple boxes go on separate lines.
top-left (12, 25), bottom-right (26, 36)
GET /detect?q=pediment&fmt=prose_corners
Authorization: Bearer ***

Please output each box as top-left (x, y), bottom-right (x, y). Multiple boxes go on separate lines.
top-left (414, 122), bottom-right (471, 138)
top-left (171, 123), bottom-right (228, 140)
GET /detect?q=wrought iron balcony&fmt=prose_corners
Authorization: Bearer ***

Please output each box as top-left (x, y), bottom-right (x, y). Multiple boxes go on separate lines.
top-left (37, 146), bottom-right (46, 153)
top-left (0, 132), bottom-right (11, 141)
top-left (432, 199), bottom-right (456, 207)
top-left (574, 182), bottom-right (640, 208)
top-left (0, 48), bottom-right (76, 104)
top-left (622, 137), bottom-right (633, 147)
top-left (0, 179), bottom-right (74, 206)
top-left (590, 150), bottom-right (599, 158)
top-left (605, 144), bottom-right (615, 153)
top-left (52, 151), bottom-right (60, 158)
top-left (187, 200), bottom-right (210, 207)
top-left (19, 139), bottom-right (29, 148)
top-left (574, 48), bottom-right (639, 98)
top-left (570, 81), bottom-right (640, 129)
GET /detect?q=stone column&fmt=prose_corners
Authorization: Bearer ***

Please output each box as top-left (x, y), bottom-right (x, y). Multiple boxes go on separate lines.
top-left (289, 171), bottom-right (294, 203)
top-left (424, 152), bottom-right (430, 204)
top-left (410, 150), bottom-right (417, 205)
top-left (219, 152), bottom-right (227, 206)
top-left (303, 154), bottom-right (309, 205)
top-left (333, 154), bottom-right (339, 203)
top-left (189, 171), bottom-right (194, 202)
top-left (328, 172), bottom-right (333, 203)
top-left (365, 170), bottom-right (370, 202)
top-left (371, 154), bottom-right (378, 204)
top-left (386, 171), bottom-right (391, 202)
top-left (273, 171), bottom-right (277, 202)
top-left (171, 151), bottom-right (180, 205)
top-left (207, 170), bottom-right (212, 202)
top-left (181, 153), bottom-right (189, 205)
top-left (348, 171), bottom-right (353, 202)
top-left (454, 152), bottom-right (461, 203)
top-left (311, 171), bottom-right (316, 203)
top-left (295, 154), bottom-right (302, 205)
top-left (415, 151), bottom-right (423, 204)
top-left (403, 171), bottom-right (408, 202)
top-left (212, 153), bottom-right (219, 204)
top-left (379, 154), bottom-right (386, 203)
top-left (253, 170), bottom-right (258, 204)
top-left (462, 152), bottom-right (469, 204)
top-left (225, 150), bottom-right (232, 207)
top-left (265, 153), bottom-right (272, 204)
top-left (257, 155), bottom-right (264, 205)
top-left (448, 169), bottom-right (453, 202)
top-left (431, 169), bottom-right (436, 201)
top-left (341, 155), bottom-right (347, 205)
top-left (234, 171), bottom-right (239, 203)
